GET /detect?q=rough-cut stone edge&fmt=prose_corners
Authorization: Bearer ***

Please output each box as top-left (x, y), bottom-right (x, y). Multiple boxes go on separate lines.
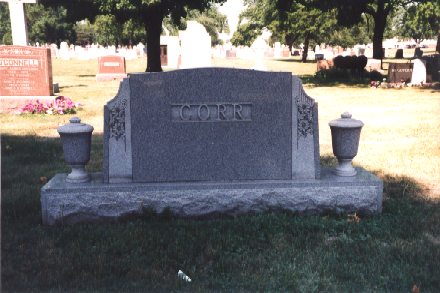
top-left (41, 168), bottom-right (383, 225)
top-left (291, 76), bottom-right (320, 179)
top-left (103, 78), bottom-right (132, 183)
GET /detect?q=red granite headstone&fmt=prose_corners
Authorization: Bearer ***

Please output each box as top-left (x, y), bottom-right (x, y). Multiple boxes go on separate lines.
top-left (96, 55), bottom-right (127, 81)
top-left (0, 45), bottom-right (53, 96)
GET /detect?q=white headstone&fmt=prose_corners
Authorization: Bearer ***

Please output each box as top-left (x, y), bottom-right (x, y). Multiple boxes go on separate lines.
top-left (251, 28), bottom-right (271, 71)
top-left (411, 58), bottom-right (427, 84)
top-left (1, 0), bottom-right (37, 45)
top-left (178, 21), bottom-right (211, 69)
top-left (59, 41), bottom-right (70, 60)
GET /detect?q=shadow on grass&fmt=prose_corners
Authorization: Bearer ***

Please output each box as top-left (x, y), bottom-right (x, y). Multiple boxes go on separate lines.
top-left (77, 74), bottom-right (96, 78)
top-left (60, 84), bottom-right (88, 89)
top-left (2, 134), bottom-right (439, 292)
top-left (273, 58), bottom-right (316, 64)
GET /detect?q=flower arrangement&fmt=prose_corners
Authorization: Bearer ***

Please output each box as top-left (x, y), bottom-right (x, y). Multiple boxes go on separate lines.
top-left (21, 96), bottom-right (81, 115)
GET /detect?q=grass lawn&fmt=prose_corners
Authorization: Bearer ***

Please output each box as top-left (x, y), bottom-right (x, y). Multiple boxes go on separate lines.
top-left (1, 57), bottom-right (440, 291)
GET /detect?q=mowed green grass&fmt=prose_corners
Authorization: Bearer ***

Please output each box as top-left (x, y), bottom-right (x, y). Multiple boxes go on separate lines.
top-left (1, 57), bottom-right (440, 292)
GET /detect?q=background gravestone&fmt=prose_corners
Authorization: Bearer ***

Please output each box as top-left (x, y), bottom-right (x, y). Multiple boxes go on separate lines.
top-left (96, 55), bottom-right (127, 81)
top-left (388, 63), bottom-right (413, 83)
top-left (178, 21), bottom-right (211, 69)
top-left (0, 45), bottom-right (53, 96)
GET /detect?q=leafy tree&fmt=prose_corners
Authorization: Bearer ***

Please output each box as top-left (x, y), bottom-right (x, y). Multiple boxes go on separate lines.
top-left (276, 2), bottom-right (337, 62)
top-left (0, 3), bottom-right (75, 45)
top-left (121, 19), bottom-right (146, 46)
top-left (93, 14), bottom-right (120, 46)
top-left (310, 0), bottom-right (430, 59)
top-left (398, 1), bottom-right (440, 49)
top-left (327, 16), bottom-right (372, 48)
top-left (185, 6), bottom-right (229, 46)
top-left (41, 0), bottom-right (227, 72)
top-left (231, 21), bottom-right (261, 46)
top-left (0, 2), bottom-right (12, 44)
top-left (75, 19), bottom-right (95, 45)
top-left (233, 0), bottom-right (337, 62)
top-left (26, 4), bottom-right (75, 45)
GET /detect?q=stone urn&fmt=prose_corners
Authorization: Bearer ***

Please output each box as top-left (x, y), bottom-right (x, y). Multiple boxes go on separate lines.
top-left (57, 117), bottom-right (94, 183)
top-left (329, 112), bottom-right (364, 176)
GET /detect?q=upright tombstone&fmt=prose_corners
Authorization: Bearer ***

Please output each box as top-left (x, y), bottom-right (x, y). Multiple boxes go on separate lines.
top-left (0, 0), bottom-right (37, 45)
top-left (0, 45), bottom-right (53, 96)
top-left (104, 68), bottom-right (320, 183)
top-left (96, 55), bottom-right (127, 81)
top-left (179, 21), bottom-right (211, 69)
top-left (0, 45), bottom-right (55, 113)
top-left (411, 58), bottom-right (427, 84)
top-left (41, 68), bottom-right (383, 225)
top-left (422, 54), bottom-right (440, 82)
top-left (388, 63), bottom-right (413, 83)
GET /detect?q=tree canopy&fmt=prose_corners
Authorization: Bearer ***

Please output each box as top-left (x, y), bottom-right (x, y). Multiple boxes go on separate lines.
top-left (40, 0), bottom-right (227, 72)
top-left (399, 1), bottom-right (440, 48)
top-left (232, 0), bottom-right (371, 61)
top-left (310, 0), bottom-right (433, 58)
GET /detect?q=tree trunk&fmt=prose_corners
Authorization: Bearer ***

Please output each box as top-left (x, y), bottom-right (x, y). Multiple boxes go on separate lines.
top-left (301, 34), bottom-right (310, 63)
top-left (436, 31), bottom-right (440, 53)
top-left (144, 5), bottom-right (164, 72)
top-left (372, 1), bottom-right (387, 59)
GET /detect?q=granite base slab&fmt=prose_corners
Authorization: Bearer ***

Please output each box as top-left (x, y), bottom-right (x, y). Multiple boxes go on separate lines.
top-left (40, 168), bottom-right (383, 225)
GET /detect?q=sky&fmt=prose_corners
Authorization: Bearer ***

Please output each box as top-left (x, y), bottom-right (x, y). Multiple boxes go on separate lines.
top-left (217, 0), bottom-right (245, 37)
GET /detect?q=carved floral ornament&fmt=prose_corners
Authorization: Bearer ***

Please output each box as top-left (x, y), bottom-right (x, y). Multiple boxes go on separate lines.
top-left (109, 98), bottom-right (127, 141)
top-left (297, 103), bottom-right (313, 138)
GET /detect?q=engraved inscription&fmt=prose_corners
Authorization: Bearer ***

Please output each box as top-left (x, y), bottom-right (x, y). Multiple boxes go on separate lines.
top-left (172, 103), bottom-right (252, 122)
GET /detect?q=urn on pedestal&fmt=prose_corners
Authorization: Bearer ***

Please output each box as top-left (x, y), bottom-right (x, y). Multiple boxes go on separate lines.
top-left (57, 117), bottom-right (94, 183)
top-left (329, 112), bottom-right (364, 176)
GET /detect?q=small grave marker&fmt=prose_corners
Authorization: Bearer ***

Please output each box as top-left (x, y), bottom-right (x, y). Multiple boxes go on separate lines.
top-left (96, 55), bottom-right (127, 81)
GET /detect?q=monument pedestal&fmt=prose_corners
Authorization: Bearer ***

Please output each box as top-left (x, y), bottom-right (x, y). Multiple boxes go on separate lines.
top-left (41, 168), bottom-right (383, 225)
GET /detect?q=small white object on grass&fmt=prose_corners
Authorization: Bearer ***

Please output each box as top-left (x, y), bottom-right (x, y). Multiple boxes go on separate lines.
top-left (177, 270), bottom-right (192, 282)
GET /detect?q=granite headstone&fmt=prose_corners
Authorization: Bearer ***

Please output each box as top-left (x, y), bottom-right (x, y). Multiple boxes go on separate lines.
top-left (0, 45), bottom-right (53, 96)
top-left (388, 63), bottom-right (413, 83)
top-left (96, 55), bottom-right (127, 81)
top-left (103, 68), bottom-right (320, 183)
top-left (40, 68), bottom-right (383, 225)
top-left (411, 58), bottom-right (427, 84)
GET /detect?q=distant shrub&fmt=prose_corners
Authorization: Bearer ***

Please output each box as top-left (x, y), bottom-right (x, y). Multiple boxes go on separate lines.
top-left (314, 67), bottom-right (383, 84)
top-left (333, 55), bottom-right (344, 69)
top-left (356, 55), bottom-right (368, 71)
top-left (333, 55), bottom-right (368, 72)
top-left (367, 70), bottom-right (383, 81)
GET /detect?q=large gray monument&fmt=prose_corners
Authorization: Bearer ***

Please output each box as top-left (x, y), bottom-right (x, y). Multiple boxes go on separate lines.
top-left (41, 68), bottom-right (382, 225)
